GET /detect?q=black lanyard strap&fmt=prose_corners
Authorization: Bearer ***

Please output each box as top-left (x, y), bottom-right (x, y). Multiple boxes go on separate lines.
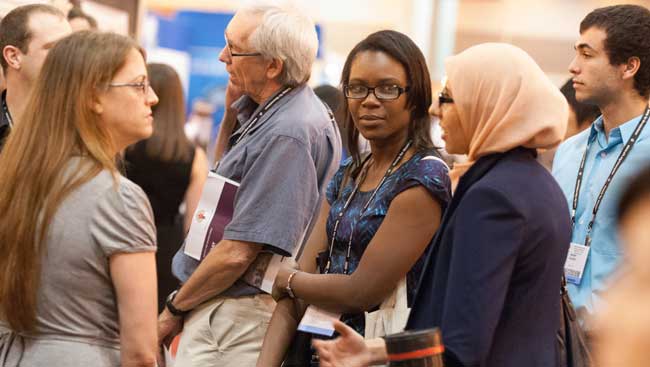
top-left (231, 86), bottom-right (293, 148)
top-left (2, 94), bottom-right (13, 128)
top-left (571, 106), bottom-right (650, 246)
top-left (324, 139), bottom-right (412, 274)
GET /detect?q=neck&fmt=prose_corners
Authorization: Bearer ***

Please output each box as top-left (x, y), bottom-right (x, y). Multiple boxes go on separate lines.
top-left (599, 91), bottom-right (648, 138)
top-left (5, 76), bottom-right (31, 124)
top-left (368, 133), bottom-right (410, 167)
top-left (250, 81), bottom-right (285, 105)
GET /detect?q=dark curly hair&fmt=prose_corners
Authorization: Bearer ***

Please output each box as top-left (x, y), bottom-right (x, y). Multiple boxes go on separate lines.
top-left (580, 4), bottom-right (650, 98)
top-left (340, 30), bottom-right (435, 170)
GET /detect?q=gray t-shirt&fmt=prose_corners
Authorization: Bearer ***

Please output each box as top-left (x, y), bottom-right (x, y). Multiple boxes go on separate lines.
top-left (173, 84), bottom-right (341, 296)
top-left (0, 158), bottom-right (156, 366)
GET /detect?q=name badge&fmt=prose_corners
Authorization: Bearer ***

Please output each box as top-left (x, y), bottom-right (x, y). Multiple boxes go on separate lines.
top-left (297, 305), bottom-right (341, 337)
top-left (564, 242), bottom-right (590, 285)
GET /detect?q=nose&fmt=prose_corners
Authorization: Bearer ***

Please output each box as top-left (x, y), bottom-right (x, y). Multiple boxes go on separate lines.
top-left (219, 46), bottom-right (230, 64)
top-left (568, 56), bottom-right (580, 75)
top-left (360, 90), bottom-right (381, 108)
top-left (429, 101), bottom-right (441, 118)
top-left (147, 86), bottom-right (159, 106)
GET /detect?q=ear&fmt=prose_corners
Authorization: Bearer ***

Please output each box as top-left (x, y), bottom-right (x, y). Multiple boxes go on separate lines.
top-left (621, 56), bottom-right (641, 81)
top-left (90, 95), bottom-right (104, 115)
top-left (3, 45), bottom-right (22, 71)
top-left (265, 58), bottom-right (284, 80)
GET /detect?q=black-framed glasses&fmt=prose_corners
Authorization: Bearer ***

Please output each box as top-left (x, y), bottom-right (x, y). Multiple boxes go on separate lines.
top-left (438, 92), bottom-right (454, 105)
top-left (225, 37), bottom-right (262, 58)
top-left (108, 80), bottom-right (150, 94)
top-left (344, 84), bottom-right (410, 101)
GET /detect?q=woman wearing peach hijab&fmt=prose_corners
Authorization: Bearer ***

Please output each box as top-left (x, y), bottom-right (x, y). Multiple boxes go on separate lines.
top-left (313, 43), bottom-right (572, 367)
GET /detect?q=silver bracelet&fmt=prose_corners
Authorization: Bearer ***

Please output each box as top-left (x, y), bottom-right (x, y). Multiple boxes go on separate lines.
top-left (286, 271), bottom-right (299, 299)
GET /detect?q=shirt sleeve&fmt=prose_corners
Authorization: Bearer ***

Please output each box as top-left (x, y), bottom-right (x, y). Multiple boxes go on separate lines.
top-left (326, 157), bottom-right (353, 205)
top-left (395, 155), bottom-right (451, 208)
top-left (440, 185), bottom-right (524, 366)
top-left (90, 178), bottom-right (157, 257)
top-left (223, 134), bottom-right (320, 257)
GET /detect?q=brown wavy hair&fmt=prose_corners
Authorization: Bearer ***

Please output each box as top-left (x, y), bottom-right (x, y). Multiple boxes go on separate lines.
top-left (0, 31), bottom-right (141, 332)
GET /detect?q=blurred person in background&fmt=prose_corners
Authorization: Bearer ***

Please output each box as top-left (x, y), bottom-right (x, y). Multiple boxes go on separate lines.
top-left (314, 84), bottom-right (347, 157)
top-left (313, 43), bottom-right (570, 367)
top-left (0, 31), bottom-right (159, 367)
top-left (159, 4), bottom-right (341, 366)
top-left (67, 6), bottom-right (98, 32)
top-left (552, 4), bottom-right (650, 334)
top-left (257, 30), bottom-right (451, 367)
top-left (125, 63), bottom-right (209, 312)
top-left (594, 165), bottom-right (650, 367)
top-left (538, 78), bottom-right (600, 170)
top-left (0, 4), bottom-right (71, 151)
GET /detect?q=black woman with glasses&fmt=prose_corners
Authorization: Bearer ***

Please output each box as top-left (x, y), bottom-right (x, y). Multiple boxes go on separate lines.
top-left (257, 30), bottom-right (452, 367)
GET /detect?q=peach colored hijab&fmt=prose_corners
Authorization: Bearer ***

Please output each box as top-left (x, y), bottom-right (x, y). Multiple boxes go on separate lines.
top-left (445, 43), bottom-right (568, 189)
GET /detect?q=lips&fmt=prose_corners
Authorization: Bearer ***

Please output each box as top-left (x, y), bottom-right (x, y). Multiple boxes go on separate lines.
top-left (359, 114), bottom-right (385, 121)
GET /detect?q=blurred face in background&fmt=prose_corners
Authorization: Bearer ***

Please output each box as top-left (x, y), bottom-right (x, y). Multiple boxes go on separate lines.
top-left (429, 84), bottom-right (469, 155)
top-left (345, 50), bottom-right (411, 145)
top-left (18, 11), bottom-right (71, 84)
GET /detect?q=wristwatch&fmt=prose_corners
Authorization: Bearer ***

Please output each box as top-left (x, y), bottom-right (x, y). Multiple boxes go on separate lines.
top-left (165, 290), bottom-right (191, 317)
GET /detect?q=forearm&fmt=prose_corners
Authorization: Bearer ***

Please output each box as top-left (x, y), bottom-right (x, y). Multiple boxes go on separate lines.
top-left (257, 298), bottom-right (307, 367)
top-left (289, 271), bottom-right (377, 314)
top-left (213, 111), bottom-right (237, 161)
top-left (173, 240), bottom-right (261, 310)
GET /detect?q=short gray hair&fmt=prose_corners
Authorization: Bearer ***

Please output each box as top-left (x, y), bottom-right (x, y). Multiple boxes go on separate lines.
top-left (244, 4), bottom-right (318, 86)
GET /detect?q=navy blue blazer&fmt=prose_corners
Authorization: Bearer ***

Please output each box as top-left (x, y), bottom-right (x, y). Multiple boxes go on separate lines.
top-left (406, 147), bottom-right (571, 367)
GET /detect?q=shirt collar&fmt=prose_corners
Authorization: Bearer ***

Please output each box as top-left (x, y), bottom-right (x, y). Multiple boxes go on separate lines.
top-left (589, 112), bottom-right (646, 147)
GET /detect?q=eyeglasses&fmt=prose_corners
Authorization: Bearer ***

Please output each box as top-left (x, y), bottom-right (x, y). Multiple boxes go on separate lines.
top-left (108, 80), bottom-right (150, 94)
top-left (224, 37), bottom-right (262, 58)
top-left (438, 92), bottom-right (454, 105)
top-left (344, 84), bottom-right (410, 101)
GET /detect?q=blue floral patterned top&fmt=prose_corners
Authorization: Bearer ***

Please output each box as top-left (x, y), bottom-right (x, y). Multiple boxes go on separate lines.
top-left (321, 148), bottom-right (452, 335)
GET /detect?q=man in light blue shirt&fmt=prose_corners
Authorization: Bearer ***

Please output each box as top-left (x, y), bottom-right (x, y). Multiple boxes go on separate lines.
top-left (553, 4), bottom-right (650, 325)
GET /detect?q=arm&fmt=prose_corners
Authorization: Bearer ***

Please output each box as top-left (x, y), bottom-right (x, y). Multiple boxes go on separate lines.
top-left (257, 202), bottom-right (331, 367)
top-left (213, 81), bottom-right (243, 161)
top-left (441, 186), bottom-right (524, 365)
top-left (276, 185), bottom-right (443, 314)
top-left (110, 251), bottom-right (158, 367)
top-left (170, 239), bottom-right (262, 310)
top-left (183, 147), bottom-right (209, 233)
top-left (158, 239), bottom-right (262, 345)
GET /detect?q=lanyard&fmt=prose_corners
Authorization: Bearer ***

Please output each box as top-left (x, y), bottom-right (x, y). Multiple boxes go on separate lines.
top-left (324, 139), bottom-right (412, 274)
top-left (571, 106), bottom-right (650, 246)
top-left (230, 86), bottom-right (293, 148)
top-left (2, 94), bottom-right (13, 128)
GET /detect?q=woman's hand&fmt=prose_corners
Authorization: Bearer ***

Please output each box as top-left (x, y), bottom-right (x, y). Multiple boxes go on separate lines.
top-left (313, 320), bottom-right (375, 367)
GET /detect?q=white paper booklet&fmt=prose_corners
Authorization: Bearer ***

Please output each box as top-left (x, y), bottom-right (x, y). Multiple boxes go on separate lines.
top-left (183, 172), bottom-right (240, 260)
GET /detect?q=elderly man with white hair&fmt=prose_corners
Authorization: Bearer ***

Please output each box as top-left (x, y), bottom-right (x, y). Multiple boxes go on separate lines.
top-left (157, 4), bottom-right (341, 367)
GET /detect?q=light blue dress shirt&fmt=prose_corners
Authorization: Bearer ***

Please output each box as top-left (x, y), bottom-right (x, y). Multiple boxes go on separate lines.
top-left (553, 112), bottom-right (650, 317)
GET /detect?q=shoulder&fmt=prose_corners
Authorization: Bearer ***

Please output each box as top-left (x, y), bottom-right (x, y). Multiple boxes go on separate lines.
top-left (472, 150), bottom-right (566, 214)
top-left (269, 86), bottom-right (333, 141)
top-left (395, 150), bottom-right (452, 201)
